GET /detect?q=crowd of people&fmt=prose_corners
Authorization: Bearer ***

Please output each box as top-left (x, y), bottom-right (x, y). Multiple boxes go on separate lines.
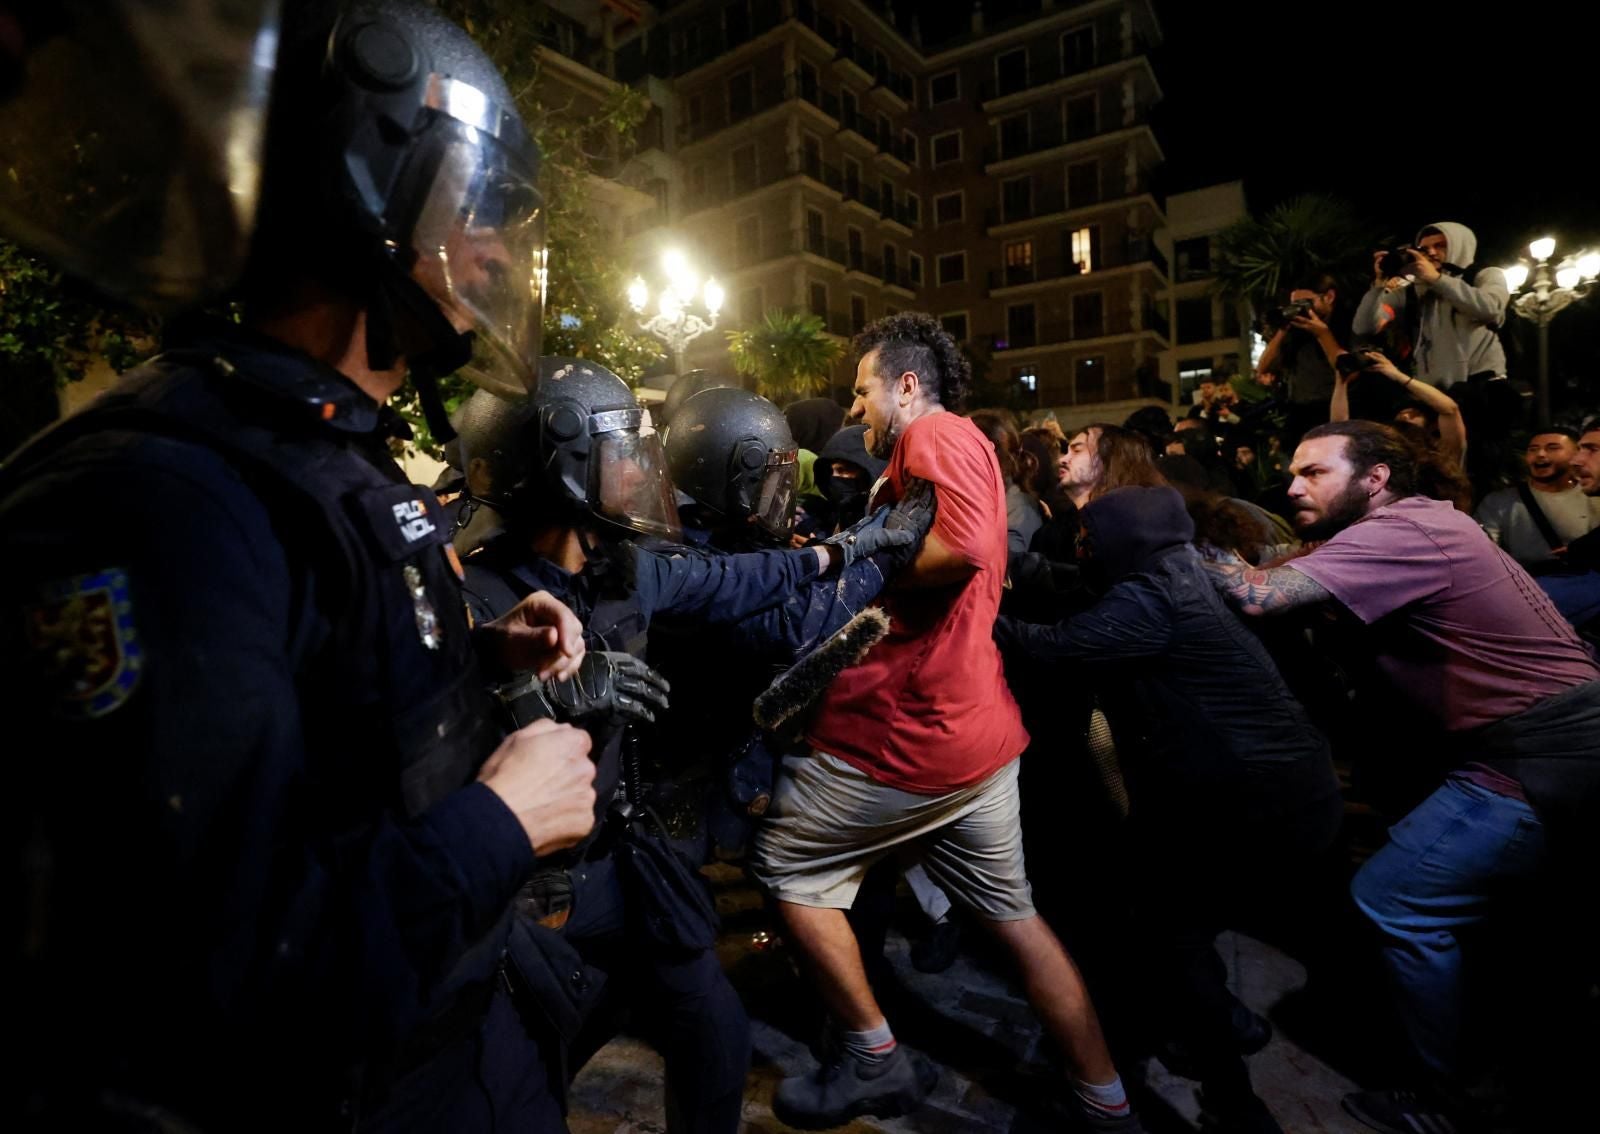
top-left (3, 5), bottom-right (1597, 1134)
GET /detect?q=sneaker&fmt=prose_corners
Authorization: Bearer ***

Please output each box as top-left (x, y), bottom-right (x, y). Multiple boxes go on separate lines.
top-left (772, 1045), bottom-right (936, 1129)
top-left (1342, 1087), bottom-right (1474, 1134)
top-left (1076, 1103), bottom-right (1148, 1133)
top-left (909, 918), bottom-right (961, 974)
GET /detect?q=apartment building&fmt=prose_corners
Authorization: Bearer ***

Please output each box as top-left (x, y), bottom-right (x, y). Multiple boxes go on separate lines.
top-left (1161, 180), bottom-right (1252, 403)
top-left (537, 0), bottom-right (1172, 412)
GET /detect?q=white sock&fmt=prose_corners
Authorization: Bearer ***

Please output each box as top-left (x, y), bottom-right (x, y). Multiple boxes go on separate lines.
top-left (1074, 1075), bottom-right (1130, 1116)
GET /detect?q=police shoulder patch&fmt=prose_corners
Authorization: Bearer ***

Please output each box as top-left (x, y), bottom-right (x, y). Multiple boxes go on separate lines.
top-left (24, 568), bottom-right (144, 719)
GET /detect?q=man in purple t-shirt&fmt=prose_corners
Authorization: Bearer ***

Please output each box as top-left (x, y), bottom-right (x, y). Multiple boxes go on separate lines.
top-left (1204, 421), bottom-right (1600, 1134)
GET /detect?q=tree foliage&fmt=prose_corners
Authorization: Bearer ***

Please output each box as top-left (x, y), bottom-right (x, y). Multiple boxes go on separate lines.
top-left (0, 239), bottom-right (157, 453)
top-left (1213, 194), bottom-right (1389, 315)
top-left (725, 310), bottom-right (844, 406)
top-left (396, 0), bottom-right (665, 455)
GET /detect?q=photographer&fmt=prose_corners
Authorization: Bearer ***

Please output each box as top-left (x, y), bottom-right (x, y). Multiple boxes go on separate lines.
top-left (1353, 223), bottom-right (1509, 389)
top-left (1255, 274), bottom-right (1350, 440)
top-left (1330, 349), bottom-right (1466, 469)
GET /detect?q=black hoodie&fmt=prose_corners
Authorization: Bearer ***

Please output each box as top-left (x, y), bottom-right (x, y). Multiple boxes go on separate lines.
top-left (809, 424), bottom-right (888, 533)
top-left (997, 487), bottom-right (1340, 833)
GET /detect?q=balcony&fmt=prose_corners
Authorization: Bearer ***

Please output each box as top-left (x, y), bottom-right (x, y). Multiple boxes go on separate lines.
top-left (977, 38), bottom-right (1152, 105)
top-left (840, 179), bottom-right (882, 215)
top-left (797, 151), bottom-right (844, 193)
top-left (989, 312), bottom-right (1144, 353)
top-left (678, 72), bottom-right (906, 162)
top-left (982, 113), bottom-right (1152, 167)
top-left (984, 179), bottom-right (1164, 232)
top-left (984, 238), bottom-right (1170, 292)
top-left (837, 106), bottom-right (880, 148)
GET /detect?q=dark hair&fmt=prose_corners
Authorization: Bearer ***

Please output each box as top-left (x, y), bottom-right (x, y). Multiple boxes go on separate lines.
top-left (968, 410), bottom-right (1024, 488)
top-left (854, 312), bottom-right (971, 410)
top-left (1088, 423), bottom-right (1167, 500)
top-left (1302, 420), bottom-right (1420, 497)
top-left (1020, 425), bottom-right (1063, 499)
top-left (1123, 405), bottom-right (1173, 459)
top-left (1290, 271), bottom-right (1339, 297)
top-left (1527, 425), bottom-right (1581, 443)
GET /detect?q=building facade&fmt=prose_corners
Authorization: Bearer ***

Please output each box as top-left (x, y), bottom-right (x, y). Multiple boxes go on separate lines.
top-left (1160, 180), bottom-right (1252, 404)
top-left (537, 0), bottom-right (1175, 414)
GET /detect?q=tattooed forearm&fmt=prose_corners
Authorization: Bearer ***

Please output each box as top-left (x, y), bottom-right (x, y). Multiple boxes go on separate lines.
top-left (1205, 559), bottom-right (1331, 616)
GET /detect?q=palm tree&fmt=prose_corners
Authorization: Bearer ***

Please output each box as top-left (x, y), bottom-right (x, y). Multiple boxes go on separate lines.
top-left (726, 309), bottom-right (844, 406)
top-left (1213, 194), bottom-right (1389, 314)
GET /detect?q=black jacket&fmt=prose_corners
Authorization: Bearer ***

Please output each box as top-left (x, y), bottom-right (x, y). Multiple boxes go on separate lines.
top-left (997, 487), bottom-right (1340, 830)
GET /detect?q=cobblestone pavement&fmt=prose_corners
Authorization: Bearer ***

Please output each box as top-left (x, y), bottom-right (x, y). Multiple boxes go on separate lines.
top-left (566, 865), bottom-right (1378, 1134)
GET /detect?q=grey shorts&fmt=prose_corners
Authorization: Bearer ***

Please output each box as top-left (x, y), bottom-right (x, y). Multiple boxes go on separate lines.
top-left (748, 750), bottom-right (1036, 921)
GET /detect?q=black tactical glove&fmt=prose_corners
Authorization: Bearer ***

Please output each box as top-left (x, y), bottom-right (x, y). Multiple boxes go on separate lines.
top-left (497, 650), bottom-right (671, 728)
top-left (823, 477), bottom-right (937, 572)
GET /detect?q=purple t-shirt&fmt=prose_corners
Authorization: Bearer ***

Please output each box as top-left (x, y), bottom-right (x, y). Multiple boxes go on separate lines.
top-left (1290, 496), bottom-right (1600, 732)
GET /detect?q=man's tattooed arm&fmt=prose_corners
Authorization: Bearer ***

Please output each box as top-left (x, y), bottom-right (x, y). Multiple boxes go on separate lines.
top-left (1200, 548), bottom-right (1332, 616)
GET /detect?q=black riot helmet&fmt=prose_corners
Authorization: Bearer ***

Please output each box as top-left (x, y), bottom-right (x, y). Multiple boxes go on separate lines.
top-left (664, 387), bottom-right (799, 541)
top-left (248, 0), bottom-right (548, 435)
top-left (458, 358), bottom-right (681, 541)
top-left (658, 369), bottom-right (736, 429)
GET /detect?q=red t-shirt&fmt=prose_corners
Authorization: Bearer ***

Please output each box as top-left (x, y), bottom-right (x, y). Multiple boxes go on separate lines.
top-left (806, 411), bottom-right (1029, 792)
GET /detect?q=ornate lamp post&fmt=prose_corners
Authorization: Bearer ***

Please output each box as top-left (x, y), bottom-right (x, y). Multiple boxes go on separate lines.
top-left (1501, 236), bottom-right (1599, 422)
top-left (626, 250), bottom-right (725, 375)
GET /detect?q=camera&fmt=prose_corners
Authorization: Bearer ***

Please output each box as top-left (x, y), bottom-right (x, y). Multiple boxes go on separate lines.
top-left (1263, 298), bottom-right (1314, 331)
top-left (1335, 351), bottom-right (1381, 377)
top-left (1378, 245), bottom-right (1422, 279)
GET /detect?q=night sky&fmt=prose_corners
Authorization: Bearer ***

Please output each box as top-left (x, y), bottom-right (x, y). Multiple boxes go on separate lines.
top-left (1149, 1), bottom-right (1596, 267)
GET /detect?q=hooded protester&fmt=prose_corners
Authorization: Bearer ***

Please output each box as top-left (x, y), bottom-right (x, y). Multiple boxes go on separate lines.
top-left (801, 423), bottom-right (889, 537)
top-left (1354, 221), bottom-right (1509, 388)
top-left (996, 486), bottom-right (1343, 1134)
top-left (784, 396), bottom-right (848, 510)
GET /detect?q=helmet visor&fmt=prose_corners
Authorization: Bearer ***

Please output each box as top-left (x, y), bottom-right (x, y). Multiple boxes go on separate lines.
top-left (409, 100), bottom-right (546, 397)
top-left (593, 411), bottom-right (682, 541)
top-left (752, 449), bottom-right (799, 539)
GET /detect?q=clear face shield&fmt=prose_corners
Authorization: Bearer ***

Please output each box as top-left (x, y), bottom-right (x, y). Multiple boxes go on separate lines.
top-left (0, 0), bottom-right (279, 310)
top-left (751, 449), bottom-right (799, 539)
top-left (407, 76), bottom-right (546, 397)
top-left (591, 408), bottom-right (682, 541)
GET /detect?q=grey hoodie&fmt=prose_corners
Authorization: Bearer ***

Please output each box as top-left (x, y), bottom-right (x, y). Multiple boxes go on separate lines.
top-left (1353, 220), bottom-right (1509, 387)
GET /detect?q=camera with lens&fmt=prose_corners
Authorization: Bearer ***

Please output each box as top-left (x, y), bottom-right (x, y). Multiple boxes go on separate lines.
top-left (1378, 245), bottom-right (1422, 279)
top-left (1335, 350), bottom-right (1382, 377)
top-left (1263, 298), bottom-right (1314, 332)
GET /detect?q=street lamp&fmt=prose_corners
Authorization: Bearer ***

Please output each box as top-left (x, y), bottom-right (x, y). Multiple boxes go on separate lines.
top-left (1502, 235), bottom-right (1600, 421)
top-left (626, 249), bottom-right (725, 375)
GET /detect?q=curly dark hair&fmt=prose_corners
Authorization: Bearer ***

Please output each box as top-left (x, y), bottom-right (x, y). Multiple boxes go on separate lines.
top-left (1302, 420), bottom-right (1420, 497)
top-left (853, 312), bottom-right (971, 410)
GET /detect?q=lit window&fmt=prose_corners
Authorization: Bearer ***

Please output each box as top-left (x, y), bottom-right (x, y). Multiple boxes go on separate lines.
top-left (1071, 227), bottom-right (1095, 273)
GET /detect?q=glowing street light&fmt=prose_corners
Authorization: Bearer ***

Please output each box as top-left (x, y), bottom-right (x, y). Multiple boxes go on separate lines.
top-left (627, 249), bottom-right (724, 374)
top-left (1500, 234), bottom-right (1600, 421)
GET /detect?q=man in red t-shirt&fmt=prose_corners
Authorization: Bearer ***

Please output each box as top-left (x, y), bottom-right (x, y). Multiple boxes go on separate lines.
top-left (1206, 420), bottom-right (1600, 1134)
top-left (751, 314), bottom-right (1142, 1133)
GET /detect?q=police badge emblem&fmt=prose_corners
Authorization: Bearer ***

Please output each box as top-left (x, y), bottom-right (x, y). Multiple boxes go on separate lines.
top-left (403, 564), bottom-right (443, 650)
top-left (24, 568), bottom-right (144, 718)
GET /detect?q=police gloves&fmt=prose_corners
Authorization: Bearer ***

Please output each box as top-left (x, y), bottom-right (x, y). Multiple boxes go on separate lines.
top-left (824, 476), bottom-right (937, 571)
top-left (498, 651), bottom-right (671, 728)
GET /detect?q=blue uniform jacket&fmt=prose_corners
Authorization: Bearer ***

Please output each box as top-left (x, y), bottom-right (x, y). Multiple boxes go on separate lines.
top-left (2, 328), bottom-right (537, 1127)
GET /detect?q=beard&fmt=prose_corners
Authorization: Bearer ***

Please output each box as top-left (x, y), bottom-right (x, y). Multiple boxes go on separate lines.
top-left (866, 421), bottom-right (899, 459)
top-left (1294, 478), bottom-right (1370, 540)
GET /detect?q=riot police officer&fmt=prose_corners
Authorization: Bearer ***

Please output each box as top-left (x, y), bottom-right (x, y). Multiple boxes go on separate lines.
top-left (654, 386), bottom-right (933, 854)
top-left (451, 364), bottom-right (925, 1133)
top-left (3, 3), bottom-right (598, 1129)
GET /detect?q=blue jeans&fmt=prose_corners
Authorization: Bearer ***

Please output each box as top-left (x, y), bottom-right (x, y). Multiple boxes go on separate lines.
top-left (1536, 570), bottom-right (1600, 630)
top-left (1351, 777), bottom-right (1546, 1078)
